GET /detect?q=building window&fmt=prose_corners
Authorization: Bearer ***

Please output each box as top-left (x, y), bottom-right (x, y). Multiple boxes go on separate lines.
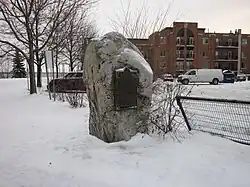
top-left (176, 61), bottom-right (184, 70)
top-left (203, 52), bottom-right (208, 58)
top-left (176, 37), bottom-right (181, 45)
top-left (190, 51), bottom-right (194, 58)
top-left (228, 51), bottom-right (232, 59)
top-left (160, 37), bottom-right (166, 44)
top-left (203, 38), bottom-right (208, 44)
top-left (176, 50), bottom-right (181, 58)
top-left (214, 62), bottom-right (219, 68)
top-left (188, 37), bottom-right (194, 45)
top-left (242, 38), bottom-right (248, 45)
top-left (160, 61), bottom-right (167, 67)
top-left (241, 63), bottom-right (245, 68)
top-left (215, 51), bottom-right (219, 56)
top-left (186, 61), bottom-right (192, 69)
top-left (228, 39), bottom-right (232, 46)
top-left (160, 50), bottom-right (167, 57)
top-left (242, 52), bottom-right (246, 58)
top-left (187, 50), bottom-right (194, 58)
top-left (216, 38), bottom-right (219, 43)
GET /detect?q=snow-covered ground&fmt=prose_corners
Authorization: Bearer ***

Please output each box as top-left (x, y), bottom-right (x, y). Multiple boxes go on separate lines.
top-left (1, 79), bottom-right (250, 187)
top-left (189, 82), bottom-right (250, 100)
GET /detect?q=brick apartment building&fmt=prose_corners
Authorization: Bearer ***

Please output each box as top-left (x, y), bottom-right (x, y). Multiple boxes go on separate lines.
top-left (129, 22), bottom-right (250, 78)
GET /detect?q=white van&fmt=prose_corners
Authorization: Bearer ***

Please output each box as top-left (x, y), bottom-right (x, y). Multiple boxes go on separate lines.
top-left (178, 69), bottom-right (223, 85)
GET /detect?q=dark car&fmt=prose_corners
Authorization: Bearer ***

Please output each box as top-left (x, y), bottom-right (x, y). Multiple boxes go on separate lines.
top-left (222, 70), bottom-right (235, 83)
top-left (47, 71), bottom-right (86, 93)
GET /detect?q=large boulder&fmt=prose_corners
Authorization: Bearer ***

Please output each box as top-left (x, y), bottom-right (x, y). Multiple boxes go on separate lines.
top-left (84, 32), bottom-right (153, 142)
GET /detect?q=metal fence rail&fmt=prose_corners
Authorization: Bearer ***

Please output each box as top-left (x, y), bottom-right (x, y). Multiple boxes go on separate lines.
top-left (176, 96), bottom-right (250, 145)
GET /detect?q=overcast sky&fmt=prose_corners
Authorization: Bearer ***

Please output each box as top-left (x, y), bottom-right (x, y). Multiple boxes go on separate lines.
top-left (95, 0), bottom-right (250, 35)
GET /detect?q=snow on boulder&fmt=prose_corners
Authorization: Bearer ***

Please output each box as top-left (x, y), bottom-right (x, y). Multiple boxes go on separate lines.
top-left (84, 32), bottom-right (153, 143)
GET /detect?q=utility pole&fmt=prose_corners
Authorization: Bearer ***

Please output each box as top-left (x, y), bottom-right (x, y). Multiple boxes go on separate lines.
top-left (237, 29), bottom-right (242, 75)
top-left (184, 22), bottom-right (188, 71)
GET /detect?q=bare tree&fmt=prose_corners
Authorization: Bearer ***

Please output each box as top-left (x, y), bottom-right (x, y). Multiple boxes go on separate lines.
top-left (0, 47), bottom-right (13, 78)
top-left (0, 45), bottom-right (20, 78)
top-left (46, 13), bottom-right (97, 78)
top-left (0, 0), bottom-right (97, 93)
top-left (76, 22), bottom-right (97, 71)
top-left (0, 0), bottom-right (39, 93)
top-left (109, 0), bottom-right (178, 38)
top-left (60, 12), bottom-right (97, 72)
top-left (61, 13), bottom-right (85, 72)
top-left (32, 0), bottom-right (97, 87)
top-left (46, 21), bottom-right (66, 78)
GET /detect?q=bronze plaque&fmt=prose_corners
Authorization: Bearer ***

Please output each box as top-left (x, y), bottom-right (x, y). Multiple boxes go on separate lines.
top-left (114, 67), bottom-right (139, 110)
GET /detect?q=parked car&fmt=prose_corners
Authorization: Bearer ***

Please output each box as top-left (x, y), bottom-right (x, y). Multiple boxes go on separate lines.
top-left (236, 74), bottom-right (247, 82)
top-left (222, 70), bottom-right (235, 83)
top-left (177, 69), bottom-right (223, 85)
top-left (47, 71), bottom-right (86, 93)
top-left (161, 73), bottom-right (174, 82)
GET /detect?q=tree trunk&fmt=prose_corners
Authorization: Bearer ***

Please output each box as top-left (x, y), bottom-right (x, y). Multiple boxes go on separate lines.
top-left (80, 51), bottom-right (85, 70)
top-left (35, 49), bottom-right (42, 87)
top-left (37, 64), bottom-right (42, 87)
top-left (55, 48), bottom-right (59, 78)
top-left (35, 11), bottom-right (42, 88)
top-left (80, 62), bottom-right (83, 70)
top-left (70, 53), bottom-right (73, 71)
top-left (28, 43), bottom-right (37, 94)
top-left (28, 57), bottom-right (37, 94)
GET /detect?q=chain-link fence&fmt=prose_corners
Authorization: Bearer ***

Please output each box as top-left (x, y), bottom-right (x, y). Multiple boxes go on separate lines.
top-left (176, 96), bottom-right (250, 145)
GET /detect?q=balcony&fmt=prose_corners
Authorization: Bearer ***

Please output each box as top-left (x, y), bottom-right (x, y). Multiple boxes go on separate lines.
top-left (176, 54), bottom-right (194, 60)
top-left (187, 37), bottom-right (195, 47)
top-left (176, 53), bottom-right (185, 60)
top-left (216, 41), bottom-right (238, 48)
top-left (176, 37), bottom-right (195, 46)
top-left (186, 42), bottom-right (195, 47)
top-left (186, 53), bottom-right (194, 60)
top-left (215, 55), bottom-right (238, 61)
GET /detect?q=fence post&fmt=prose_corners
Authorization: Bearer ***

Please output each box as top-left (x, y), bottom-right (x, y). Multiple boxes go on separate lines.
top-left (176, 96), bottom-right (191, 131)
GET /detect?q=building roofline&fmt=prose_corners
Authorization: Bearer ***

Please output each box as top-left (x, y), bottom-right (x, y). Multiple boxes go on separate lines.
top-left (173, 21), bottom-right (197, 24)
top-left (161, 27), bottom-right (173, 30)
top-left (127, 38), bottom-right (149, 40)
top-left (206, 32), bottom-right (240, 35)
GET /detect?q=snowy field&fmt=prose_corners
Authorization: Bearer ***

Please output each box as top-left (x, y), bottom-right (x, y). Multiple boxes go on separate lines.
top-left (1, 79), bottom-right (250, 187)
top-left (189, 81), bottom-right (250, 100)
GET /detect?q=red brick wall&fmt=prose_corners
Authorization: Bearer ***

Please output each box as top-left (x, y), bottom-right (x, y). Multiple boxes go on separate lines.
top-left (241, 35), bottom-right (250, 73)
